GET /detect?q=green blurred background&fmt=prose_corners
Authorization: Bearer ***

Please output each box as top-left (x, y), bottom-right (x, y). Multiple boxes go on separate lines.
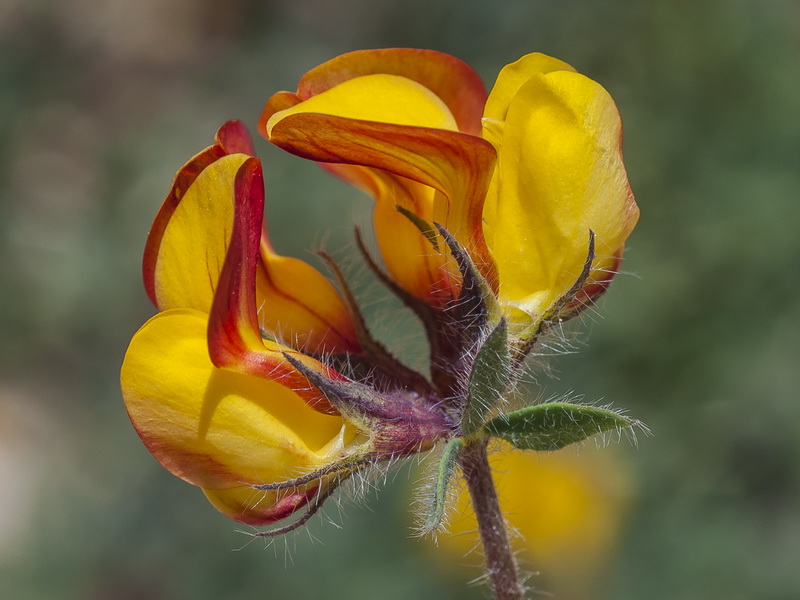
top-left (1, 0), bottom-right (798, 598)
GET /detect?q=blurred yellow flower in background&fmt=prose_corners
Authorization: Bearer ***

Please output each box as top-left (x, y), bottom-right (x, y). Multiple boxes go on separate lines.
top-left (428, 442), bottom-right (631, 598)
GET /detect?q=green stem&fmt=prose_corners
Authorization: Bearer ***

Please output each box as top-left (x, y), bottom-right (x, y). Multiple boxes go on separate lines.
top-left (459, 440), bottom-right (526, 600)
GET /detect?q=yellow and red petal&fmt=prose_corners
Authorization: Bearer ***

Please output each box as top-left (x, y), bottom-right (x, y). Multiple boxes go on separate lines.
top-left (202, 485), bottom-right (322, 526)
top-left (257, 91), bottom-right (301, 137)
top-left (266, 73), bottom-right (460, 133)
top-left (268, 112), bottom-right (498, 287)
top-left (205, 158), bottom-right (347, 413)
top-left (260, 48), bottom-right (486, 136)
top-left (323, 163), bottom-right (455, 305)
top-left (257, 239), bottom-right (362, 354)
top-left (487, 70), bottom-right (639, 320)
top-left (121, 308), bottom-right (353, 490)
top-left (144, 121), bottom-right (254, 309)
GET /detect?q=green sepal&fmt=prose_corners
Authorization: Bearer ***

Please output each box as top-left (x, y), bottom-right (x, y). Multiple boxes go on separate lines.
top-left (435, 224), bottom-right (501, 328)
top-left (282, 352), bottom-right (387, 429)
top-left (395, 205), bottom-right (439, 251)
top-left (483, 402), bottom-right (635, 452)
top-left (421, 437), bottom-right (463, 535)
top-left (461, 319), bottom-right (511, 435)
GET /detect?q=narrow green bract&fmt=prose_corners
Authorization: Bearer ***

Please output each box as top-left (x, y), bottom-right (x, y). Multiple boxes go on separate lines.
top-left (462, 319), bottom-right (511, 435)
top-left (421, 437), bottom-right (463, 534)
top-left (395, 205), bottom-right (440, 251)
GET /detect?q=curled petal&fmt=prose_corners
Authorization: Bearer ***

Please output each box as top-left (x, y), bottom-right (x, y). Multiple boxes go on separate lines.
top-left (488, 70), bottom-right (639, 319)
top-left (268, 113), bottom-right (498, 287)
top-left (258, 91), bottom-right (302, 136)
top-left (144, 121), bottom-right (254, 310)
top-left (206, 158), bottom-right (348, 413)
top-left (214, 119), bottom-right (256, 155)
top-left (121, 309), bottom-right (354, 490)
top-left (260, 48), bottom-right (486, 136)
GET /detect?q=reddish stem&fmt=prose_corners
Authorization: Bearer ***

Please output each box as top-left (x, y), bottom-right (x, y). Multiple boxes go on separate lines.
top-left (459, 440), bottom-right (526, 600)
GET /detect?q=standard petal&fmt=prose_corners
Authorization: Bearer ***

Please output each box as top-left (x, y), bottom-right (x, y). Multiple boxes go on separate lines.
top-left (121, 309), bottom-right (354, 490)
top-left (261, 48), bottom-right (486, 136)
top-left (266, 73), bottom-right (460, 134)
top-left (143, 121), bottom-right (254, 309)
top-left (488, 70), bottom-right (639, 320)
top-left (268, 113), bottom-right (498, 286)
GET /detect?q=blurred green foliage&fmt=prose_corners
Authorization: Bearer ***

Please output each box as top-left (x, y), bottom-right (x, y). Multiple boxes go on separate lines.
top-left (1, 0), bottom-right (798, 598)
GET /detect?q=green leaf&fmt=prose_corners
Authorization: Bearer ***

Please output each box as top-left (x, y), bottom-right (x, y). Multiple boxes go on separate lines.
top-left (483, 402), bottom-right (635, 452)
top-left (462, 319), bottom-right (511, 435)
top-left (421, 437), bottom-right (463, 535)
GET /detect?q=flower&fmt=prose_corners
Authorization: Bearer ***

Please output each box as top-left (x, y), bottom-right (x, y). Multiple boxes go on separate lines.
top-left (261, 49), bottom-right (639, 341)
top-left (121, 121), bottom-right (451, 526)
top-left (121, 49), bottom-right (640, 535)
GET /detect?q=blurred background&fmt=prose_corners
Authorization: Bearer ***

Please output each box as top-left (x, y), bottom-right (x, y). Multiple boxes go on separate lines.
top-left (1, 0), bottom-right (798, 598)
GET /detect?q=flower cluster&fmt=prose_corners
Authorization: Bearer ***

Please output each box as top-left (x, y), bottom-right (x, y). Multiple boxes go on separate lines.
top-left (121, 49), bottom-right (638, 532)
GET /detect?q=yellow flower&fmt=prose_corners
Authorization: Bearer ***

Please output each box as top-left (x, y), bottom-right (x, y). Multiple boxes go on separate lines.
top-left (261, 49), bottom-right (639, 338)
top-left (430, 443), bottom-right (630, 598)
top-left (121, 122), bottom-right (451, 525)
top-left (121, 50), bottom-right (640, 538)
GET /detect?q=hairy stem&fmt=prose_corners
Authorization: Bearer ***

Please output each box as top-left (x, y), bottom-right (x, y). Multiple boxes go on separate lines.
top-left (460, 440), bottom-right (526, 600)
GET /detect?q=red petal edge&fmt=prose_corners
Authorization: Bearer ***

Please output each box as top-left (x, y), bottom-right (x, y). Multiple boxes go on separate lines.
top-left (258, 49), bottom-right (487, 139)
top-left (295, 48), bottom-right (487, 136)
top-left (143, 120), bottom-right (254, 307)
top-left (205, 157), bottom-right (342, 414)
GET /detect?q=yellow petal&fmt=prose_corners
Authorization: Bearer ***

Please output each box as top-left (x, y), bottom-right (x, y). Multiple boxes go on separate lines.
top-left (482, 54), bottom-right (577, 256)
top-left (483, 53), bottom-right (576, 123)
top-left (288, 48), bottom-right (486, 135)
top-left (121, 309), bottom-right (353, 489)
top-left (488, 70), bottom-right (638, 320)
top-left (266, 74), bottom-right (459, 135)
top-left (323, 163), bottom-right (456, 305)
top-left (258, 238), bottom-right (362, 353)
top-left (151, 153), bottom-right (251, 312)
top-left (144, 121), bottom-right (254, 310)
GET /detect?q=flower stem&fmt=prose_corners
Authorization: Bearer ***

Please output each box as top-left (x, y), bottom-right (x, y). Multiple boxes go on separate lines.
top-left (460, 440), bottom-right (526, 600)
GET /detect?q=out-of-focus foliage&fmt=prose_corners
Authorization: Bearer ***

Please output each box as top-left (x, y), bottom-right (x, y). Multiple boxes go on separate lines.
top-left (1, 0), bottom-right (798, 598)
